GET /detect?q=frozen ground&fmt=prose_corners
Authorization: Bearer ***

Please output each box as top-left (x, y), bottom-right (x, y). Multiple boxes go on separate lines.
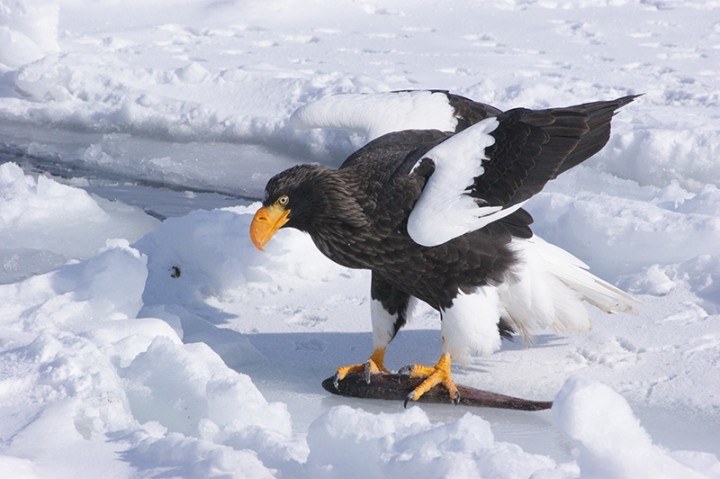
top-left (1, 0), bottom-right (719, 477)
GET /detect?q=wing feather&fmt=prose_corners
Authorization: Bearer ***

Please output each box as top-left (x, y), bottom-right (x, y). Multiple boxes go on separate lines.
top-left (407, 95), bottom-right (638, 247)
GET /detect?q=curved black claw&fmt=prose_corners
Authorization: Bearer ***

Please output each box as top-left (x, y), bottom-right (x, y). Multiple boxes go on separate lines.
top-left (363, 362), bottom-right (372, 384)
top-left (450, 390), bottom-right (461, 406)
top-left (398, 365), bottom-right (413, 377)
top-left (403, 391), bottom-right (416, 409)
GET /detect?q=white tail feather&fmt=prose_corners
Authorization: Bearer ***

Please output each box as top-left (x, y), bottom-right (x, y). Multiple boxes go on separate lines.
top-left (498, 236), bottom-right (637, 340)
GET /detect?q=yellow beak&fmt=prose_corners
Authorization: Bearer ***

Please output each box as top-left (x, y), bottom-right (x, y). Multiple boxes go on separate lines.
top-left (249, 204), bottom-right (291, 251)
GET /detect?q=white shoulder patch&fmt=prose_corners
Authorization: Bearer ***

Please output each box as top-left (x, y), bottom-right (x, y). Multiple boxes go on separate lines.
top-left (407, 117), bottom-right (522, 247)
top-left (289, 91), bottom-right (457, 140)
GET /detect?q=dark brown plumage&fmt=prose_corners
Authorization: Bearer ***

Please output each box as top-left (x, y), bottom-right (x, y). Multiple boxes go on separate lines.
top-left (251, 91), bottom-right (637, 404)
top-left (260, 94), bottom-right (636, 312)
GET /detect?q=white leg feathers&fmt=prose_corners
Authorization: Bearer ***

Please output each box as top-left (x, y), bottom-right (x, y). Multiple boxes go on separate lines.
top-left (376, 237), bottom-right (635, 363)
top-left (441, 236), bottom-right (637, 362)
top-left (441, 286), bottom-right (502, 364)
top-left (371, 299), bottom-right (398, 351)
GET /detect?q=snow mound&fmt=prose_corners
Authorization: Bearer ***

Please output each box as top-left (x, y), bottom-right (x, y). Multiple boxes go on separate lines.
top-left (134, 203), bottom-right (351, 367)
top-left (0, 237), bottom-right (295, 477)
top-left (290, 91), bottom-right (458, 140)
top-left (0, 162), bottom-right (158, 283)
top-left (598, 125), bottom-right (720, 193)
top-left (0, 0), bottom-right (59, 68)
top-left (302, 380), bottom-right (720, 479)
top-left (136, 203), bottom-right (346, 306)
top-left (0, 239), bottom-right (148, 330)
top-left (554, 377), bottom-right (717, 479)
top-left (526, 166), bottom-right (720, 284)
top-left (306, 405), bottom-right (556, 479)
top-left (123, 336), bottom-right (291, 438)
top-left (124, 431), bottom-right (276, 479)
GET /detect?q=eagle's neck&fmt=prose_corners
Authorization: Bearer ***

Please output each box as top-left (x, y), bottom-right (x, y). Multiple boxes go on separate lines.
top-left (309, 224), bottom-right (374, 270)
top-left (297, 168), bottom-right (368, 230)
top-left (292, 169), bottom-right (375, 269)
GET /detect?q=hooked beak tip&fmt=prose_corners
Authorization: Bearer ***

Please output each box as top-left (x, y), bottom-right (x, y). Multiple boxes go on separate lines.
top-left (252, 239), bottom-right (265, 252)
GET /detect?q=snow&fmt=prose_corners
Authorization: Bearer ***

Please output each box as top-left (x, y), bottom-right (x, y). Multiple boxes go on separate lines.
top-left (440, 287), bottom-right (503, 362)
top-left (0, 162), bottom-right (158, 283)
top-left (290, 91), bottom-right (458, 140)
top-left (304, 406), bottom-right (559, 479)
top-left (1, 0), bottom-right (719, 477)
top-left (553, 377), bottom-right (711, 479)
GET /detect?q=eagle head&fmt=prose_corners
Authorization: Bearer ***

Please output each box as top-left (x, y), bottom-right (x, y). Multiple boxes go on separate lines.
top-left (249, 164), bottom-right (367, 251)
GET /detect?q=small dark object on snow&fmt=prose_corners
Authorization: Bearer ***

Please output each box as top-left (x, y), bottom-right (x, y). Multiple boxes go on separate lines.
top-left (323, 372), bottom-right (552, 411)
top-left (170, 266), bottom-right (181, 278)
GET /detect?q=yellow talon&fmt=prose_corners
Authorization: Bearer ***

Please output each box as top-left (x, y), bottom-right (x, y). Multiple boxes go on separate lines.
top-left (334, 348), bottom-right (388, 387)
top-left (403, 353), bottom-right (460, 406)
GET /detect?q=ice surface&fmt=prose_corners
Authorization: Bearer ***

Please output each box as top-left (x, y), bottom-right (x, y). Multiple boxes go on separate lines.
top-left (1, 0), bottom-right (719, 477)
top-left (0, 162), bottom-right (158, 283)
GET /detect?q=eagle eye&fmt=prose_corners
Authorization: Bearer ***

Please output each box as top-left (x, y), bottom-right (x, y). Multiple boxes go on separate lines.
top-left (276, 195), bottom-right (289, 206)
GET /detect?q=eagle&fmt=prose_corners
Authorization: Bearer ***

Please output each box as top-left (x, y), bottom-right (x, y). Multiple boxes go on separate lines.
top-left (249, 90), bottom-right (637, 405)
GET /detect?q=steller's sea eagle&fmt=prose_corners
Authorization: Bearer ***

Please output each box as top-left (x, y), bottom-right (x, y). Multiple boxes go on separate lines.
top-left (250, 90), bottom-right (638, 405)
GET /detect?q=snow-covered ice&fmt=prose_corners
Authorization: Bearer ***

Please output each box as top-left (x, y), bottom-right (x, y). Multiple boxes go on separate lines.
top-left (1, 0), bottom-right (719, 477)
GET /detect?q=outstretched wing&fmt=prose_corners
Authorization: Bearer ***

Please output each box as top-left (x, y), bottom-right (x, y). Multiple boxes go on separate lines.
top-left (290, 90), bottom-right (501, 141)
top-left (407, 95), bottom-right (638, 247)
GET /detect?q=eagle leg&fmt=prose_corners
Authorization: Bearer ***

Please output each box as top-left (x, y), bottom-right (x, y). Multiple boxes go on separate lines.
top-left (333, 347), bottom-right (388, 389)
top-left (400, 353), bottom-right (460, 407)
